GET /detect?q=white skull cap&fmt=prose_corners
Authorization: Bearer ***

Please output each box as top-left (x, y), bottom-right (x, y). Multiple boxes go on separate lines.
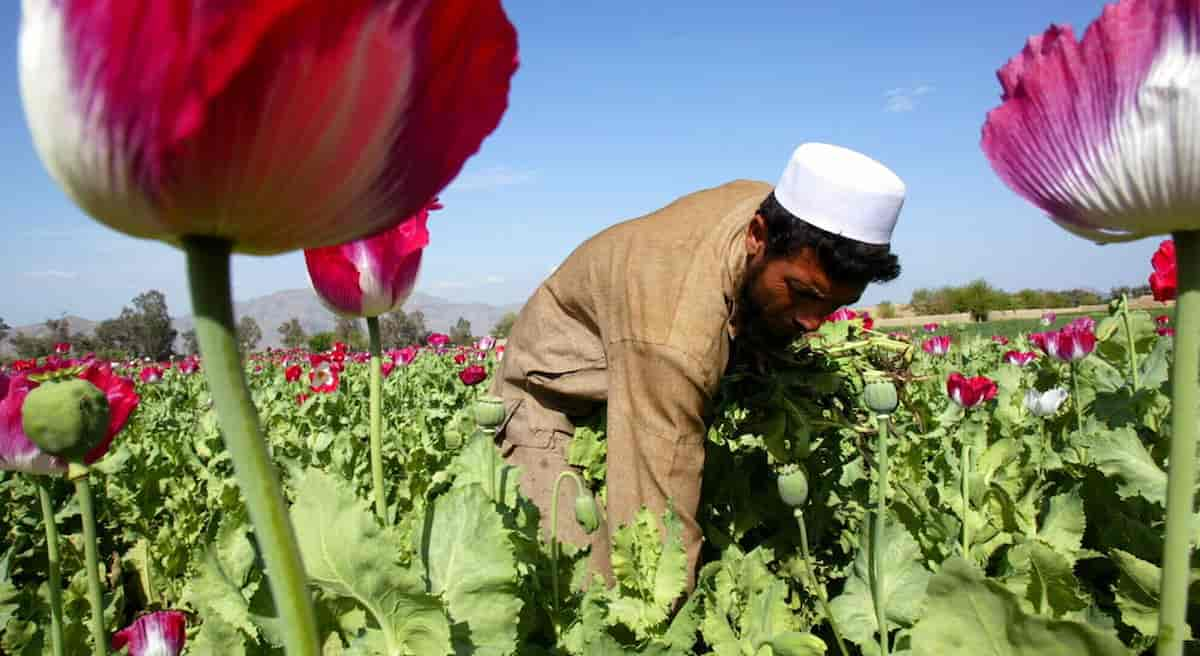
top-left (774, 143), bottom-right (906, 245)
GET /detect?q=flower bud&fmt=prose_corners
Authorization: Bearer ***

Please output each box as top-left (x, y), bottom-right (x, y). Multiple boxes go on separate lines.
top-left (473, 395), bottom-right (506, 429)
top-left (776, 467), bottom-right (810, 508)
top-left (21, 379), bottom-right (110, 462)
top-left (574, 493), bottom-right (600, 534)
top-left (769, 631), bottom-right (828, 656)
top-left (863, 381), bottom-right (899, 414)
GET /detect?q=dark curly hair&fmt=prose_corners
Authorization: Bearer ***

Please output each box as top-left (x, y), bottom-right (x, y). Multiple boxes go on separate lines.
top-left (758, 191), bottom-right (901, 284)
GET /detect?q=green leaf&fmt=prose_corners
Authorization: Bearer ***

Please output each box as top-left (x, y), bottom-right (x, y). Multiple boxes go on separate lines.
top-left (417, 485), bottom-right (523, 656)
top-left (1139, 337), bottom-right (1172, 389)
top-left (292, 468), bottom-right (452, 656)
top-left (1038, 491), bottom-right (1085, 562)
top-left (830, 522), bottom-right (931, 646)
top-left (911, 558), bottom-right (1131, 656)
top-left (698, 547), bottom-right (799, 655)
top-left (1088, 426), bottom-right (1166, 507)
top-left (1109, 549), bottom-right (1164, 639)
top-left (605, 507), bottom-right (689, 638)
top-left (768, 631), bottom-right (828, 656)
top-left (1004, 541), bottom-right (1088, 617)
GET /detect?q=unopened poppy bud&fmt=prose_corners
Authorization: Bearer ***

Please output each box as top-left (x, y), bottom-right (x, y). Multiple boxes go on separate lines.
top-left (574, 493), bottom-right (600, 534)
top-left (22, 379), bottom-right (110, 461)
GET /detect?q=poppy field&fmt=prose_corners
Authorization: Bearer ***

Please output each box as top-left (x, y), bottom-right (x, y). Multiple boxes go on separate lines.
top-left (0, 291), bottom-right (1187, 655)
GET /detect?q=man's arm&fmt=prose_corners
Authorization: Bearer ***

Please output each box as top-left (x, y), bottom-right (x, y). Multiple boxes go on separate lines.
top-left (604, 338), bottom-right (715, 589)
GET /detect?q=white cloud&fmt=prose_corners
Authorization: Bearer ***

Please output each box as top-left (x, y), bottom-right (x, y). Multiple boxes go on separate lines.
top-left (884, 85), bottom-right (934, 113)
top-left (25, 270), bottom-right (78, 280)
top-left (450, 166), bottom-right (537, 191)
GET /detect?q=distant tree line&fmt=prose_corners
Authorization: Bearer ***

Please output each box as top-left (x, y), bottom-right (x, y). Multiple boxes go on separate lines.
top-left (904, 280), bottom-right (1155, 322)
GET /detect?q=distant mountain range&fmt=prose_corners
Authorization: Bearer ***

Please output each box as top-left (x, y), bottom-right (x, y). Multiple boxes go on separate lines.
top-left (3, 290), bottom-right (525, 354)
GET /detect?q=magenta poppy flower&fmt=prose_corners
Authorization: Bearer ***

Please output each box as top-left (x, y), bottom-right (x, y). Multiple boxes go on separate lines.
top-left (1159, 326), bottom-right (1176, 337)
top-left (53, 342), bottom-right (69, 355)
top-left (477, 336), bottom-right (497, 351)
top-left (138, 366), bottom-right (163, 384)
top-left (395, 346), bottom-right (419, 365)
top-left (284, 365), bottom-right (302, 383)
top-left (310, 367), bottom-right (339, 394)
top-left (0, 363), bottom-right (138, 474)
top-left (1038, 323), bottom-right (1097, 362)
top-left (1150, 239), bottom-right (1178, 302)
top-left (178, 357), bottom-right (199, 375)
top-left (1003, 350), bottom-right (1038, 367)
top-left (381, 360), bottom-right (396, 378)
top-left (19, 0), bottom-right (518, 255)
top-left (112, 610), bottom-right (186, 656)
top-left (922, 336), bottom-right (952, 357)
top-left (306, 200), bottom-right (439, 317)
top-left (991, 335), bottom-right (1010, 346)
top-left (1039, 311), bottom-right (1057, 327)
top-left (982, 0), bottom-right (1200, 242)
top-left (947, 373), bottom-right (998, 409)
top-left (454, 353), bottom-right (467, 365)
top-left (296, 392), bottom-right (310, 406)
top-left (458, 365), bottom-right (487, 386)
top-left (428, 333), bottom-right (450, 348)
top-left (923, 323), bottom-right (940, 333)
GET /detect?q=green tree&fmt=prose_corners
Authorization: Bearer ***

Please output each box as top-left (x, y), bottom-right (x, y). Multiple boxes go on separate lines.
top-left (308, 331), bottom-right (335, 352)
top-left (951, 279), bottom-right (1008, 322)
top-left (334, 316), bottom-right (367, 350)
top-left (491, 312), bottom-right (518, 338)
top-left (237, 316), bottom-right (263, 352)
top-left (95, 290), bottom-right (177, 359)
top-left (378, 310), bottom-right (428, 348)
top-left (875, 302), bottom-right (896, 320)
top-left (278, 318), bottom-right (307, 349)
top-left (449, 317), bottom-right (473, 345)
top-left (0, 317), bottom-right (9, 345)
top-left (181, 329), bottom-right (199, 355)
top-left (11, 318), bottom-right (72, 358)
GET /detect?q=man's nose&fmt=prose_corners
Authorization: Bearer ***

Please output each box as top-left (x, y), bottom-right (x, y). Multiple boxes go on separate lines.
top-left (795, 315), bottom-right (822, 332)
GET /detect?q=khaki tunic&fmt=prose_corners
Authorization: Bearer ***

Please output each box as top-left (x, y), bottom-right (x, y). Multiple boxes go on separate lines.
top-left (490, 179), bottom-right (772, 585)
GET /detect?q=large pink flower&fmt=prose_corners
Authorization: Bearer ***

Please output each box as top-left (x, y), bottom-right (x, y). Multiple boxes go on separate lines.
top-left (19, 1), bottom-right (518, 255)
top-left (0, 364), bottom-right (139, 474)
top-left (305, 200), bottom-right (439, 317)
top-left (922, 335), bottom-right (952, 356)
top-left (982, 0), bottom-right (1200, 242)
top-left (947, 373), bottom-right (998, 409)
top-left (112, 611), bottom-right (186, 656)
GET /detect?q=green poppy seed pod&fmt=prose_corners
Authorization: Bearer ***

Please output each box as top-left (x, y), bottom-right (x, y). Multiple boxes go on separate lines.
top-left (1096, 316), bottom-right (1119, 342)
top-left (21, 379), bottom-right (110, 462)
top-left (574, 492), bottom-right (600, 534)
top-left (473, 395), bottom-right (506, 429)
top-left (769, 631), bottom-right (828, 656)
top-left (776, 467), bottom-right (809, 508)
top-left (444, 428), bottom-right (463, 450)
top-left (863, 381), bottom-right (898, 414)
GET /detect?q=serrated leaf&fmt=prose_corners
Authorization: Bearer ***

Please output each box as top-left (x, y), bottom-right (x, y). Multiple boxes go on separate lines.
top-left (1089, 427), bottom-right (1166, 506)
top-left (699, 547), bottom-right (799, 654)
top-left (188, 613), bottom-right (250, 656)
top-left (1110, 549), bottom-right (1163, 638)
top-left (292, 468), bottom-right (452, 656)
top-left (1004, 542), bottom-right (1088, 617)
top-left (1038, 492), bottom-right (1085, 561)
top-left (605, 507), bottom-right (688, 637)
top-left (1139, 337), bottom-right (1172, 389)
top-left (830, 522), bottom-right (931, 646)
top-left (417, 485), bottom-right (522, 656)
top-left (911, 558), bottom-right (1131, 656)
top-left (446, 434), bottom-right (523, 510)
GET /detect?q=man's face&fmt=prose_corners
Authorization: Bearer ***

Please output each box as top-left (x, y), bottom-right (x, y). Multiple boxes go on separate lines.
top-left (738, 215), bottom-right (867, 345)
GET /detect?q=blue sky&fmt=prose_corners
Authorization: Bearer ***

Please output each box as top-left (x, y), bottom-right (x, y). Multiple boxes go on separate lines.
top-left (0, 1), bottom-right (1163, 326)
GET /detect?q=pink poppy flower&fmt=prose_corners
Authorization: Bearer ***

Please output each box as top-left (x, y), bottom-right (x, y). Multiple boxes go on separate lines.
top-left (947, 373), bottom-right (998, 409)
top-left (112, 610), bottom-right (186, 656)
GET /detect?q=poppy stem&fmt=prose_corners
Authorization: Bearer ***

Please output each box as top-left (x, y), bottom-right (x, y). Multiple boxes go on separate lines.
top-left (72, 472), bottom-right (106, 655)
top-left (1157, 231), bottom-right (1200, 656)
top-left (367, 316), bottom-right (386, 521)
top-left (185, 237), bottom-right (319, 655)
top-left (794, 509), bottom-right (851, 656)
top-left (1070, 363), bottom-right (1083, 436)
top-left (961, 442), bottom-right (970, 560)
top-left (869, 413), bottom-right (891, 656)
top-left (36, 479), bottom-right (65, 656)
top-left (549, 470), bottom-right (585, 639)
top-left (1120, 293), bottom-right (1140, 391)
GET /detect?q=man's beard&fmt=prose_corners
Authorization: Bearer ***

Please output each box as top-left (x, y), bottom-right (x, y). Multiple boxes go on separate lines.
top-left (734, 262), bottom-right (794, 350)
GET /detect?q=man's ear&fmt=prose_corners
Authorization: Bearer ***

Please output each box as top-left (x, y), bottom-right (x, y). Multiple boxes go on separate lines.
top-left (746, 213), bottom-right (767, 257)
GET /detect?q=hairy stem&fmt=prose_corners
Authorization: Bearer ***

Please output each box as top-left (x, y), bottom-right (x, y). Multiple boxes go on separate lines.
top-left (1121, 293), bottom-right (1140, 391)
top-left (367, 316), bottom-right (386, 521)
top-left (37, 479), bottom-right (65, 656)
top-left (870, 414), bottom-right (891, 656)
top-left (1157, 230), bottom-right (1200, 656)
top-left (74, 474), bottom-right (106, 656)
top-left (795, 509), bottom-right (850, 656)
top-left (185, 238), bottom-right (319, 655)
